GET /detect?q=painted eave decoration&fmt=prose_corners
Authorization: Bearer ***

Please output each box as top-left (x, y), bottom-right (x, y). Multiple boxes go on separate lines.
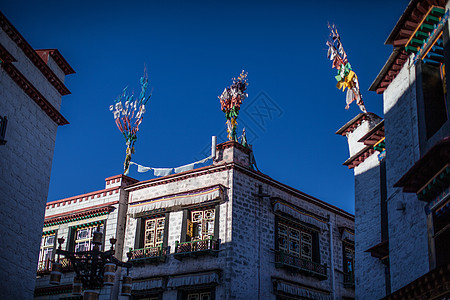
top-left (370, 0), bottom-right (448, 94)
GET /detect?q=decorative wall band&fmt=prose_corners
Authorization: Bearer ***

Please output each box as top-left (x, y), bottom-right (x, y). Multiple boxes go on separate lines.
top-left (71, 219), bottom-right (105, 229)
top-left (44, 209), bottom-right (111, 227)
top-left (42, 230), bottom-right (56, 236)
top-left (1, 61), bottom-right (68, 125)
top-left (0, 11), bottom-right (71, 96)
top-left (0, 43), bottom-right (17, 63)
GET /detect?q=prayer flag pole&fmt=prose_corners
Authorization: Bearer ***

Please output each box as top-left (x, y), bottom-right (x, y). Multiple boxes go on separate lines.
top-left (110, 71), bottom-right (151, 175)
top-left (326, 24), bottom-right (367, 113)
top-left (218, 70), bottom-right (249, 141)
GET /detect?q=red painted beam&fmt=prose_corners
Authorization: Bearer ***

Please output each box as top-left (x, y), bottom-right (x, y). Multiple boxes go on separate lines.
top-left (376, 87), bottom-right (386, 94)
top-left (393, 38), bottom-right (409, 47)
top-left (399, 29), bottom-right (414, 38)
top-left (416, 2), bottom-right (429, 14)
top-left (405, 21), bottom-right (419, 30)
top-left (392, 64), bottom-right (402, 71)
top-left (380, 81), bottom-right (390, 88)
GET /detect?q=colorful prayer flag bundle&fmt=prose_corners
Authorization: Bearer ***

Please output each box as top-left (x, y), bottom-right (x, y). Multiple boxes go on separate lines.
top-left (218, 70), bottom-right (248, 141)
top-left (110, 71), bottom-right (152, 175)
top-left (326, 24), bottom-right (367, 113)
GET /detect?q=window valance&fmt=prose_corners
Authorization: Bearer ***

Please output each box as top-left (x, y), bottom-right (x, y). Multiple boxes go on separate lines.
top-left (167, 271), bottom-right (220, 288)
top-left (132, 278), bottom-right (164, 291)
top-left (128, 186), bottom-right (223, 218)
top-left (274, 279), bottom-right (331, 300)
top-left (273, 201), bottom-right (328, 231)
top-left (342, 229), bottom-right (355, 242)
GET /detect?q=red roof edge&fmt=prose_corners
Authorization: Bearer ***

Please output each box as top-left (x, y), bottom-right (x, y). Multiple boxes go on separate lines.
top-left (35, 49), bottom-right (75, 75)
top-left (0, 11), bottom-right (72, 95)
top-left (335, 113), bottom-right (381, 136)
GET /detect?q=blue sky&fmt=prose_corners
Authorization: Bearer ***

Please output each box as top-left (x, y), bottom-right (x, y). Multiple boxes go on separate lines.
top-left (3, 0), bottom-right (409, 213)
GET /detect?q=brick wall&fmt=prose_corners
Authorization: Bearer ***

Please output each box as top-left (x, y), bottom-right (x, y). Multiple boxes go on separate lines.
top-left (353, 153), bottom-right (387, 299)
top-left (383, 56), bottom-right (429, 292)
top-left (0, 26), bottom-right (69, 298)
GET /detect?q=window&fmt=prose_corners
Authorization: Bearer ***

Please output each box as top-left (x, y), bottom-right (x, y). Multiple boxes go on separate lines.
top-left (187, 292), bottom-right (211, 300)
top-left (188, 208), bottom-right (215, 241)
top-left (343, 243), bottom-right (355, 288)
top-left (277, 223), bottom-right (313, 261)
top-left (175, 207), bottom-right (219, 259)
top-left (144, 216), bottom-right (165, 248)
top-left (433, 202), bottom-right (450, 267)
top-left (38, 233), bottom-right (56, 271)
top-left (420, 62), bottom-right (448, 138)
top-left (74, 225), bottom-right (104, 252)
top-left (274, 218), bottom-right (326, 280)
top-left (181, 289), bottom-right (214, 300)
top-left (130, 215), bottom-right (169, 262)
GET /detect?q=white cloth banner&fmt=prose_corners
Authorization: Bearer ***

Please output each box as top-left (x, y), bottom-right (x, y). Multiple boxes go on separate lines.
top-left (276, 281), bottom-right (330, 300)
top-left (130, 156), bottom-right (212, 177)
top-left (273, 202), bottom-right (328, 231)
top-left (153, 168), bottom-right (173, 177)
top-left (167, 271), bottom-right (220, 288)
top-left (174, 162), bottom-right (196, 174)
top-left (138, 165), bottom-right (152, 173)
top-left (128, 186), bottom-right (222, 218)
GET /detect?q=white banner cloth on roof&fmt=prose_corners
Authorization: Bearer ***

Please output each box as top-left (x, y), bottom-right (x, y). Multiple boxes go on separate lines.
top-left (153, 168), bottom-right (173, 177)
top-left (276, 281), bottom-right (330, 300)
top-left (128, 186), bottom-right (222, 218)
top-left (138, 165), bottom-right (152, 173)
top-left (167, 271), bottom-right (219, 288)
top-left (130, 156), bottom-right (212, 176)
top-left (132, 278), bottom-right (164, 290)
top-left (174, 162), bottom-right (196, 174)
top-left (273, 202), bottom-right (328, 231)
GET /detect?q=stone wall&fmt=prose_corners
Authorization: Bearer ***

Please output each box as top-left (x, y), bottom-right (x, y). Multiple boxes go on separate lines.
top-left (0, 22), bottom-right (70, 299)
top-left (383, 56), bottom-right (429, 292)
top-left (123, 167), bottom-right (233, 299)
top-left (230, 166), bottom-right (354, 299)
top-left (122, 142), bottom-right (354, 299)
top-left (353, 153), bottom-right (386, 299)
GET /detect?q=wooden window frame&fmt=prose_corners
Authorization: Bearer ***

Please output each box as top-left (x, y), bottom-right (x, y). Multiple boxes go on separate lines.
top-left (74, 224), bottom-right (104, 252)
top-left (276, 219), bottom-right (316, 262)
top-left (38, 232), bottom-right (57, 270)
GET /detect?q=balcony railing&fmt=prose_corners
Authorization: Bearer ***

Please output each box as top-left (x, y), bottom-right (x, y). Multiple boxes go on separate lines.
top-left (129, 245), bottom-right (168, 264)
top-left (344, 272), bottom-right (355, 288)
top-left (37, 258), bottom-right (73, 274)
top-left (174, 237), bottom-right (219, 260)
top-left (274, 250), bottom-right (328, 280)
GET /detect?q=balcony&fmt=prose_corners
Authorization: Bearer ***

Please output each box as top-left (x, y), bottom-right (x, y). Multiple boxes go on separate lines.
top-left (274, 250), bottom-right (328, 280)
top-left (37, 258), bottom-right (73, 275)
top-left (343, 272), bottom-right (355, 288)
top-left (174, 237), bottom-right (219, 260)
top-left (129, 245), bottom-right (168, 264)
